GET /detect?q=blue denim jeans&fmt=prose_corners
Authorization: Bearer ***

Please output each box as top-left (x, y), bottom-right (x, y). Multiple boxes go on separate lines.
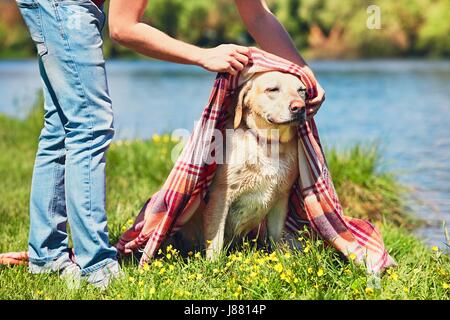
top-left (17, 0), bottom-right (118, 278)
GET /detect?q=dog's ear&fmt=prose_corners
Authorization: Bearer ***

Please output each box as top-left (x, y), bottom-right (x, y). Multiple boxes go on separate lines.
top-left (234, 80), bottom-right (252, 129)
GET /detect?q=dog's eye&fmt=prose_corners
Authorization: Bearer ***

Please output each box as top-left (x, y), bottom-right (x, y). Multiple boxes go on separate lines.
top-left (297, 88), bottom-right (306, 94)
top-left (265, 87), bottom-right (280, 93)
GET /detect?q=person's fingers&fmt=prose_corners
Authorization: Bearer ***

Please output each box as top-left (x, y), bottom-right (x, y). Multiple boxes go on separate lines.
top-left (229, 59), bottom-right (244, 72)
top-left (306, 106), bottom-right (319, 120)
top-left (227, 65), bottom-right (238, 75)
top-left (306, 95), bottom-right (324, 106)
top-left (234, 45), bottom-right (250, 56)
top-left (307, 107), bottom-right (315, 114)
top-left (306, 89), bottom-right (325, 105)
top-left (124, 240), bottom-right (139, 252)
top-left (232, 52), bottom-right (249, 66)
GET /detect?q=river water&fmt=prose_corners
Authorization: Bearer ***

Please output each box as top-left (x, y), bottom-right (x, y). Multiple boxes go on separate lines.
top-left (1, 59), bottom-right (449, 247)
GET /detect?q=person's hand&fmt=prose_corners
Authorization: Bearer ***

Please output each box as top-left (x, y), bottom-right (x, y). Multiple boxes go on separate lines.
top-left (306, 81), bottom-right (325, 120)
top-left (198, 44), bottom-right (250, 75)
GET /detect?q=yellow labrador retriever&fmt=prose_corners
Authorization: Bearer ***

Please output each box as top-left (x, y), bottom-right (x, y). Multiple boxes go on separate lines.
top-left (176, 71), bottom-right (307, 259)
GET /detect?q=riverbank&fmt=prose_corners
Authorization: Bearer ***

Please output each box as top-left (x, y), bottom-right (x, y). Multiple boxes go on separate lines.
top-left (0, 105), bottom-right (448, 300)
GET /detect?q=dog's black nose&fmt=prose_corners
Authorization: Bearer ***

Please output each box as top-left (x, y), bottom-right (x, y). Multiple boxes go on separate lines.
top-left (290, 100), bottom-right (305, 114)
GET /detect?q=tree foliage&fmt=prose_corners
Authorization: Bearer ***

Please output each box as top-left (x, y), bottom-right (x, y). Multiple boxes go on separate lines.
top-left (1, 0), bottom-right (449, 58)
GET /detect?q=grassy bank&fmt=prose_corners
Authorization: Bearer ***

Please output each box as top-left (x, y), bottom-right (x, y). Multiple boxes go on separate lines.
top-left (0, 105), bottom-right (448, 300)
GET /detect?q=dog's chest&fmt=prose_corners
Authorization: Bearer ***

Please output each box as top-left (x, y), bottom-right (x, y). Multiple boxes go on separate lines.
top-left (224, 136), bottom-right (298, 237)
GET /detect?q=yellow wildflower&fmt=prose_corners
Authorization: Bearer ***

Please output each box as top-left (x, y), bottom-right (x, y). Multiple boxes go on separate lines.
top-left (317, 268), bottom-right (324, 277)
top-left (389, 272), bottom-right (399, 281)
top-left (365, 287), bottom-right (374, 295)
top-left (443, 283), bottom-right (450, 289)
top-left (194, 252), bottom-right (201, 259)
top-left (188, 251), bottom-right (193, 256)
top-left (188, 274), bottom-right (196, 280)
top-left (348, 253), bottom-right (357, 261)
top-left (152, 134), bottom-right (161, 143)
top-left (280, 272), bottom-right (291, 283)
top-left (403, 287), bottom-right (409, 293)
top-left (143, 263), bottom-right (149, 271)
top-left (138, 280), bottom-right (144, 287)
top-left (128, 276), bottom-right (135, 283)
top-left (307, 267), bottom-right (313, 274)
top-left (432, 246), bottom-right (439, 252)
top-left (149, 287), bottom-right (156, 294)
top-left (159, 267), bottom-right (166, 275)
top-left (438, 268), bottom-right (447, 276)
top-left (153, 260), bottom-right (163, 268)
top-left (274, 263), bottom-right (283, 273)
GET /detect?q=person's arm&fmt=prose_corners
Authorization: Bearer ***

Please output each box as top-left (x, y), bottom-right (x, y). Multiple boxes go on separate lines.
top-left (234, 0), bottom-right (325, 112)
top-left (108, 0), bottom-right (249, 75)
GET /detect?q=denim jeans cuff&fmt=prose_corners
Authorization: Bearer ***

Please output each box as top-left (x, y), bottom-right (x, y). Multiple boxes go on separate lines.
top-left (81, 258), bottom-right (122, 289)
top-left (29, 252), bottom-right (74, 274)
top-left (80, 257), bottom-right (118, 276)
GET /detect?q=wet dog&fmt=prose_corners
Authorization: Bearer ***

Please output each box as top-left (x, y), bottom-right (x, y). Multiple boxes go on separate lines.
top-left (176, 71), bottom-right (307, 259)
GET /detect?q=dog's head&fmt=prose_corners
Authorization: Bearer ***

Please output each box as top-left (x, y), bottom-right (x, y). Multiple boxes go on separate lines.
top-left (234, 71), bottom-right (307, 140)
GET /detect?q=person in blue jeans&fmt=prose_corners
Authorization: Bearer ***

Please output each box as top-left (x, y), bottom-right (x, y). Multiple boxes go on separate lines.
top-left (16, 0), bottom-right (121, 289)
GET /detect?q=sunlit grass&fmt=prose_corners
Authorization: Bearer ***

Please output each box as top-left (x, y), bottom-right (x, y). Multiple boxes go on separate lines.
top-left (0, 103), bottom-right (448, 300)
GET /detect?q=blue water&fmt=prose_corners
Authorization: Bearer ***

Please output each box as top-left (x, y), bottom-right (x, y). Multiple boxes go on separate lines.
top-left (1, 59), bottom-right (449, 247)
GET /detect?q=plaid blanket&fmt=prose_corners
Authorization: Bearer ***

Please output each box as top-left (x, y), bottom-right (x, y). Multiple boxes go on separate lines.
top-left (116, 48), bottom-right (395, 274)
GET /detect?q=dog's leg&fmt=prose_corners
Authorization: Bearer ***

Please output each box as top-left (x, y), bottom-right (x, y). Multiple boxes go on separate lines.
top-left (203, 190), bottom-right (230, 261)
top-left (266, 197), bottom-right (289, 248)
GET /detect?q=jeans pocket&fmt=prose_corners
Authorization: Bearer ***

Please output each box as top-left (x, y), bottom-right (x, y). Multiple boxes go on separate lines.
top-left (54, 0), bottom-right (105, 34)
top-left (16, 0), bottom-right (48, 56)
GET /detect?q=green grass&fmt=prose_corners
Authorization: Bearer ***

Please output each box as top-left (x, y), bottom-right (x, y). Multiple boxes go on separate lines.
top-left (0, 103), bottom-right (448, 300)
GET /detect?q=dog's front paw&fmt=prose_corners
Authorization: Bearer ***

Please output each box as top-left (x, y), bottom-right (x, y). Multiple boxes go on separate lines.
top-left (205, 240), bottom-right (222, 261)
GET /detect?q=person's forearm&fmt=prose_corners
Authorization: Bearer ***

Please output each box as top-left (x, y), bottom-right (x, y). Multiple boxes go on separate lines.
top-left (235, 0), bottom-right (310, 70)
top-left (109, 0), bottom-right (250, 74)
top-left (110, 23), bottom-right (204, 66)
top-left (247, 12), bottom-right (307, 66)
